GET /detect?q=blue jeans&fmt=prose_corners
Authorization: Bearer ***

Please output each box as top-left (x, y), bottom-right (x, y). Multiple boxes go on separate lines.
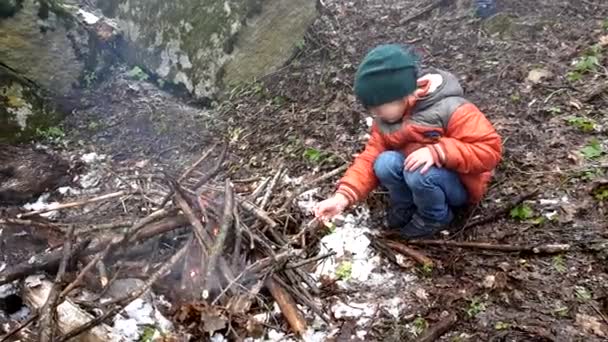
top-left (373, 151), bottom-right (468, 224)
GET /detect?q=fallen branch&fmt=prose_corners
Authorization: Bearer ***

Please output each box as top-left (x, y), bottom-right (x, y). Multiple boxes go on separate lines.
top-left (279, 164), bottom-right (347, 212)
top-left (0, 238), bottom-right (91, 286)
top-left (202, 180), bottom-right (234, 297)
top-left (0, 313), bottom-right (38, 342)
top-left (179, 144), bottom-right (218, 182)
top-left (260, 167), bottom-right (283, 209)
top-left (407, 240), bottom-right (571, 254)
top-left (285, 252), bottom-right (336, 269)
top-left (192, 145), bottom-right (227, 190)
top-left (238, 196), bottom-right (279, 228)
top-left (265, 276), bottom-right (307, 336)
top-left (19, 191), bottom-right (131, 218)
top-left (416, 312), bottom-right (458, 342)
top-left (384, 240), bottom-right (434, 268)
top-left (39, 225), bottom-right (76, 342)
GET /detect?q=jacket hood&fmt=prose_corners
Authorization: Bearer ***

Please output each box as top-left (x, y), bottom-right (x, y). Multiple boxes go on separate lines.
top-left (414, 68), bottom-right (464, 111)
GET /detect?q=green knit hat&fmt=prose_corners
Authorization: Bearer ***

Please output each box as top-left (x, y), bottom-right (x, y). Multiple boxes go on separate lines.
top-left (354, 44), bottom-right (419, 107)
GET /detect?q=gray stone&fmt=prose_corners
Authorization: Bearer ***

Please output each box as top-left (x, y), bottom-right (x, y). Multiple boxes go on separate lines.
top-left (97, 0), bottom-right (316, 99)
top-left (104, 278), bottom-right (152, 301)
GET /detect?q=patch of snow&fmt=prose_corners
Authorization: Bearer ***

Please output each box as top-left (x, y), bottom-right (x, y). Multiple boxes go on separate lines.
top-left (113, 318), bottom-right (139, 341)
top-left (314, 208), bottom-right (377, 282)
top-left (302, 328), bottom-right (329, 342)
top-left (0, 282), bottom-right (17, 299)
top-left (0, 262), bottom-right (5, 273)
top-left (297, 188), bottom-right (319, 214)
top-left (113, 298), bottom-right (173, 341)
top-left (9, 306), bottom-right (30, 321)
top-left (332, 302), bottom-right (375, 320)
top-left (79, 171), bottom-right (102, 189)
top-left (58, 186), bottom-right (80, 195)
top-left (81, 152), bottom-right (106, 164)
top-left (22, 193), bottom-right (60, 219)
top-left (77, 9), bottom-right (100, 24)
top-left (539, 198), bottom-right (559, 206)
top-left (282, 173), bottom-right (304, 186)
top-left (211, 333), bottom-right (228, 342)
top-left (365, 117), bottom-right (373, 127)
top-left (357, 330), bottom-right (368, 339)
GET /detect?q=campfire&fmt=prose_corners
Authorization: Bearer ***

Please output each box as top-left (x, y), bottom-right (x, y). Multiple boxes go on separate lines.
top-left (0, 144), bottom-right (345, 341)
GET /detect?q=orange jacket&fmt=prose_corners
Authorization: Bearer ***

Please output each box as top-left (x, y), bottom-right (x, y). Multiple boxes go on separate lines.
top-left (337, 69), bottom-right (502, 204)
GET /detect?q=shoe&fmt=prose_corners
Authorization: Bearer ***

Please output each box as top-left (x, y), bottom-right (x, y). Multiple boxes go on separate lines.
top-left (400, 212), bottom-right (453, 239)
top-left (385, 205), bottom-right (415, 230)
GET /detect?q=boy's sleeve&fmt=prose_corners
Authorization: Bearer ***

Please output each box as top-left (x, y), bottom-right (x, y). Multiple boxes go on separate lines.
top-left (434, 103), bottom-right (502, 174)
top-left (336, 123), bottom-right (387, 204)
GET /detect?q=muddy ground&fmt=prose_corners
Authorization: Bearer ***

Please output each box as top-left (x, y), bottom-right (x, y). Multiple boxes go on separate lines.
top-left (3, 0), bottom-right (608, 341)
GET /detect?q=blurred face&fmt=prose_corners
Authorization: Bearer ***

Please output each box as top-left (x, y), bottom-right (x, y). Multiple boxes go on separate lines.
top-left (369, 96), bottom-right (410, 123)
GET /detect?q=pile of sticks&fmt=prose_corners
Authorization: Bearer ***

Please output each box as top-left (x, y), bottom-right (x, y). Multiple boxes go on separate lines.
top-left (0, 145), bottom-right (342, 341)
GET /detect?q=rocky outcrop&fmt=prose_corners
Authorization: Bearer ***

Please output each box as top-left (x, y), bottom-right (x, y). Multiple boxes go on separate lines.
top-left (0, 0), bottom-right (114, 142)
top-left (97, 0), bottom-right (317, 100)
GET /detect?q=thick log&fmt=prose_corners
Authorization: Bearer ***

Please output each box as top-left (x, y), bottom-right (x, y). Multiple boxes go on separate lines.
top-left (22, 278), bottom-right (117, 342)
top-left (265, 277), bottom-right (307, 336)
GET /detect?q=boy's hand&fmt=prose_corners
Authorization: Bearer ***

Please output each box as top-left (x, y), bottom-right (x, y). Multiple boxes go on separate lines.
top-left (314, 193), bottom-right (349, 221)
top-left (404, 147), bottom-right (440, 174)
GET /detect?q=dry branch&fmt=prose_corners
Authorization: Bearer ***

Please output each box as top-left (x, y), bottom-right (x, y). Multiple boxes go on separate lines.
top-left (260, 167), bottom-right (283, 209)
top-left (39, 225), bottom-right (76, 342)
top-left (265, 277), bottom-right (307, 336)
top-left (279, 164), bottom-right (347, 212)
top-left (178, 144), bottom-right (218, 182)
top-left (202, 180), bottom-right (234, 297)
top-left (408, 239), bottom-right (571, 254)
top-left (384, 240), bottom-right (435, 267)
top-left (416, 312), bottom-right (458, 342)
top-left (19, 191), bottom-right (130, 218)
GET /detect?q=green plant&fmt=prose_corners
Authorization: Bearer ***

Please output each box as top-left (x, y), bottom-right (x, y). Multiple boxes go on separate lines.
top-left (36, 126), bottom-right (65, 140)
top-left (575, 286), bottom-right (592, 301)
top-left (593, 186), bottom-right (608, 201)
top-left (139, 326), bottom-right (157, 342)
top-left (546, 106), bottom-right (562, 115)
top-left (494, 321), bottom-right (511, 330)
top-left (579, 168), bottom-right (605, 181)
top-left (552, 255), bottom-right (566, 273)
top-left (303, 147), bottom-right (332, 164)
top-left (83, 71), bottom-right (97, 88)
top-left (567, 44), bottom-right (603, 81)
top-left (565, 116), bottom-right (596, 133)
top-left (335, 261), bottom-right (352, 280)
top-left (295, 39), bottom-right (306, 50)
top-left (412, 316), bottom-right (428, 336)
top-left (466, 296), bottom-right (487, 318)
top-left (552, 306), bottom-right (569, 317)
top-left (510, 94), bottom-right (521, 103)
top-left (580, 138), bottom-right (604, 160)
top-left (418, 263), bottom-right (433, 277)
top-left (510, 204), bottom-right (534, 220)
top-left (127, 66), bottom-right (149, 81)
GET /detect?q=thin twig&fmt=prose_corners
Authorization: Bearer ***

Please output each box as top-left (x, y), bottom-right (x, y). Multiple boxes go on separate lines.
top-left (179, 143), bottom-right (218, 182)
top-left (19, 191), bottom-right (131, 218)
top-left (238, 196), bottom-right (279, 228)
top-left (202, 180), bottom-right (235, 297)
top-left (260, 167), bottom-right (283, 209)
top-left (39, 225), bottom-right (76, 342)
top-left (61, 243), bottom-right (114, 299)
top-left (285, 252), bottom-right (336, 269)
top-left (407, 239), bottom-right (571, 254)
top-left (279, 164), bottom-right (347, 212)
top-left (384, 240), bottom-right (435, 267)
top-left (0, 313), bottom-right (38, 342)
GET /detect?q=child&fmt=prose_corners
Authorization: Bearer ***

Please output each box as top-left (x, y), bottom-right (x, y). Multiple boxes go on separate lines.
top-left (314, 44), bottom-right (502, 239)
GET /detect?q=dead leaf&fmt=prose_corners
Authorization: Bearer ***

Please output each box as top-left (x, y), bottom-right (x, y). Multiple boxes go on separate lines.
top-left (569, 100), bottom-right (583, 110)
top-left (599, 35), bottom-right (608, 47)
top-left (201, 309), bottom-right (228, 333)
top-left (526, 68), bottom-right (553, 84)
top-left (576, 313), bottom-right (607, 337)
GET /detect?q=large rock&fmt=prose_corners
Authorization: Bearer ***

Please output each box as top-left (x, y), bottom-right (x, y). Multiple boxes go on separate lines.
top-left (98, 0), bottom-right (317, 100)
top-left (0, 66), bottom-right (61, 143)
top-left (0, 0), bottom-right (113, 142)
top-left (0, 0), bottom-right (90, 97)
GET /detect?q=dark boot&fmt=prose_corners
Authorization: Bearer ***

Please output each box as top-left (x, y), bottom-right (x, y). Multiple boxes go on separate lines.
top-left (400, 211), bottom-right (453, 239)
top-left (385, 205), bottom-right (415, 230)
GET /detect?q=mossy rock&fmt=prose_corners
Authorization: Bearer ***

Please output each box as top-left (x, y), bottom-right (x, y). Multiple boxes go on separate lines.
top-left (0, 68), bottom-right (62, 143)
